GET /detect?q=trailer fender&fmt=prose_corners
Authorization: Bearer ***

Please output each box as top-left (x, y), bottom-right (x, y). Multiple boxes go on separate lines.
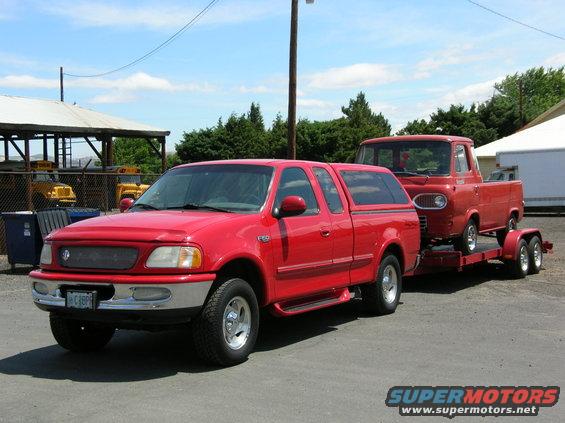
top-left (502, 229), bottom-right (542, 261)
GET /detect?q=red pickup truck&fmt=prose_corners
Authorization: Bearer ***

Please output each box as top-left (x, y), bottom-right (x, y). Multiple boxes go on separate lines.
top-left (356, 135), bottom-right (524, 254)
top-left (30, 160), bottom-right (420, 365)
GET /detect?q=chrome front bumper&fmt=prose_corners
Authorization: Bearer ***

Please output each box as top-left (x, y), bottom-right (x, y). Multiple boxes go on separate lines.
top-left (30, 278), bottom-right (213, 311)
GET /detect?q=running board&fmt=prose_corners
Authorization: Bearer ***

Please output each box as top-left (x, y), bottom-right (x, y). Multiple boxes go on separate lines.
top-left (270, 288), bottom-right (351, 317)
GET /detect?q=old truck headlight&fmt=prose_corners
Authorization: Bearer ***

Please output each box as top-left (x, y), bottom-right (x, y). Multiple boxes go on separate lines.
top-left (40, 243), bottom-right (52, 265)
top-left (434, 195), bottom-right (447, 208)
top-left (146, 246), bottom-right (202, 269)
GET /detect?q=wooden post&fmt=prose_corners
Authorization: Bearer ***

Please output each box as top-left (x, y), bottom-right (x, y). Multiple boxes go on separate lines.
top-left (54, 135), bottom-right (59, 167)
top-left (101, 138), bottom-right (107, 171)
top-left (161, 137), bottom-right (167, 173)
top-left (106, 136), bottom-right (113, 167)
top-left (3, 136), bottom-right (8, 161)
top-left (43, 134), bottom-right (48, 161)
top-left (287, 0), bottom-right (298, 160)
top-left (24, 136), bottom-right (32, 210)
top-left (60, 67), bottom-right (64, 102)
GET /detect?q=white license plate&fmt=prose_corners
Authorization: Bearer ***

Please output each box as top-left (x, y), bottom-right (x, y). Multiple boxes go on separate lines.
top-left (66, 291), bottom-right (95, 310)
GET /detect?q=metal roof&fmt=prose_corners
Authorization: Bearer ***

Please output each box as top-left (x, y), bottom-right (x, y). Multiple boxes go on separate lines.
top-left (475, 114), bottom-right (565, 158)
top-left (0, 95), bottom-right (169, 137)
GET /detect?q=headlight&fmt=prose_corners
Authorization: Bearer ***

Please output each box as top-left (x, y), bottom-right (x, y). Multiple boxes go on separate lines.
top-left (40, 243), bottom-right (52, 265)
top-left (146, 246), bottom-right (202, 269)
top-left (434, 195), bottom-right (447, 208)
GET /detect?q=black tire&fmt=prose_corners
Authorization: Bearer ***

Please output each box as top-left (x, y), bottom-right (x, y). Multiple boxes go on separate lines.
top-left (527, 236), bottom-right (543, 275)
top-left (506, 239), bottom-right (529, 279)
top-left (454, 219), bottom-right (478, 255)
top-left (192, 278), bottom-right (259, 366)
top-left (496, 215), bottom-right (518, 247)
top-left (49, 313), bottom-right (115, 352)
top-left (362, 254), bottom-right (402, 315)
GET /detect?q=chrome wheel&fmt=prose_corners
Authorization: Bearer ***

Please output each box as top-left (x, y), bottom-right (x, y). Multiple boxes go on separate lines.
top-left (533, 242), bottom-right (542, 268)
top-left (223, 296), bottom-right (251, 350)
top-left (381, 264), bottom-right (398, 304)
top-left (509, 217), bottom-right (517, 231)
top-left (467, 224), bottom-right (477, 252)
top-left (519, 245), bottom-right (529, 273)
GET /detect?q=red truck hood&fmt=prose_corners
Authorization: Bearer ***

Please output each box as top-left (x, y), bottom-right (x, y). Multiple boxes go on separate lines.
top-left (47, 211), bottom-right (235, 243)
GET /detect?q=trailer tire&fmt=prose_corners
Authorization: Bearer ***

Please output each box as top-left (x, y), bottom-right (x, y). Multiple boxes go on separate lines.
top-left (49, 313), bottom-right (115, 352)
top-left (496, 215), bottom-right (518, 247)
top-left (192, 278), bottom-right (259, 366)
top-left (527, 236), bottom-right (543, 274)
top-left (362, 254), bottom-right (402, 315)
top-left (506, 239), bottom-right (529, 279)
top-left (454, 219), bottom-right (478, 255)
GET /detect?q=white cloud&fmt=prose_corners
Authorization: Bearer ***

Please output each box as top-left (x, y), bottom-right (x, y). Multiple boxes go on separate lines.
top-left (297, 98), bottom-right (334, 109)
top-left (237, 85), bottom-right (275, 94)
top-left (544, 52), bottom-right (565, 67)
top-left (43, 1), bottom-right (283, 30)
top-left (439, 77), bottom-right (502, 105)
top-left (370, 101), bottom-right (398, 114)
top-left (305, 63), bottom-right (401, 90)
top-left (0, 75), bottom-right (59, 89)
top-left (89, 91), bottom-right (137, 104)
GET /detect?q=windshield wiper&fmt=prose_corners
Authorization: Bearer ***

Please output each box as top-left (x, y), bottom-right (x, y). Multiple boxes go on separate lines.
top-left (173, 203), bottom-right (233, 213)
top-left (131, 203), bottom-right (160, 210)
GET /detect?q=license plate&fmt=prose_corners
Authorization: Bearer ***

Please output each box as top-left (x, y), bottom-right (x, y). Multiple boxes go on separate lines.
top-left (66, 291), bottom-right (96, 310)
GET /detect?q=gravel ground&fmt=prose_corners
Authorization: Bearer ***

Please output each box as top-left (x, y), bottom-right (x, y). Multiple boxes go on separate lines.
top-left (0, 216), bottom-right (563, 422)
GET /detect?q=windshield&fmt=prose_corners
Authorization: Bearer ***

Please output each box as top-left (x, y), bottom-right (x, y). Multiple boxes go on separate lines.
top-left (33, 171), bottom-right (59, 182)
top-left (118, 174), bottom-right (141, 184)
top-left (132, 164), bottom-right (274, 213)
top-left (356, 141), bottom-right (452, 176)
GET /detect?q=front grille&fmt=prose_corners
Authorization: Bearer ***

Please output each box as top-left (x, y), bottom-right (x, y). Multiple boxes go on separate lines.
top-left (418, 215), bottom-right (428, 233)
top-left (59, 246), bottom-right (138, 270)
top-left (413, 193), bottom-right (446, 209)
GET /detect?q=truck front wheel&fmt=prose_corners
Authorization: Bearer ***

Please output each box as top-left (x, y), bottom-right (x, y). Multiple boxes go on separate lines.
top-left (192, 278), bottom-right (259, 366)
top-left (362, 254), bottom-right (402, 315)
top-left (454, 219), bottom-right (478, 255)
top-left (49, 314), bottom-right (115, 352)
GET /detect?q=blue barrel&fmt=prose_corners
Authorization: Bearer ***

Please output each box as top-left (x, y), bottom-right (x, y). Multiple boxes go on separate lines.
top-left (65, 208), bottom-right (100, 223)
top-left (1, 212), bottom-right (43, 266)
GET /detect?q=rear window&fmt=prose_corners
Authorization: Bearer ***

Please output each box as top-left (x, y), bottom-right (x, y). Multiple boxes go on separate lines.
top-left (340, 171), bottom-right (409, 205)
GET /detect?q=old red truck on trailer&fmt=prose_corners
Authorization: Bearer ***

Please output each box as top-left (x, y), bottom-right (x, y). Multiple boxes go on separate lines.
top-left (356, 135), bottom-right (524, 254)
top-left (30, 160), bottom-right (420, 365)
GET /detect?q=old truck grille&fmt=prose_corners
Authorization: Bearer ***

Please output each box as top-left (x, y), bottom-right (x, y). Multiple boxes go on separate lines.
top-left (418, 215), bottom-right (428, 233)
top-left (59, 246), bottom-right (138, 270)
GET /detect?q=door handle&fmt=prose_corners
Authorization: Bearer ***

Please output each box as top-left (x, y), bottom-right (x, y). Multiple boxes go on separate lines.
top-left (320, 228), bottom-right (331, 238)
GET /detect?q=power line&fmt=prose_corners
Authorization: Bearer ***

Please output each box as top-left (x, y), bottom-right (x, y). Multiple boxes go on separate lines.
top-left (64, 0), bottom-right (221, 78)
top-left (466, 0), bottom-right (564, 41)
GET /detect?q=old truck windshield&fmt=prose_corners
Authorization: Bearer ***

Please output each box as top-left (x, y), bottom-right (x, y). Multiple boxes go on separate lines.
top-left (357, 141), bottom-right (451, 176)
top-left (133, 164), bottom-right (274, 213)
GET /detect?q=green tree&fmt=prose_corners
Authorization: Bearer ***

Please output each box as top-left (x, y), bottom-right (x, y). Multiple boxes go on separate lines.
top-left (113, 138), bottom-right (163, 174)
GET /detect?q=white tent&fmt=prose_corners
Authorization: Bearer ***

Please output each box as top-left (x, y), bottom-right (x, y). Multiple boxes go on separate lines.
top-left (475, 114), bottom-right (565, 178)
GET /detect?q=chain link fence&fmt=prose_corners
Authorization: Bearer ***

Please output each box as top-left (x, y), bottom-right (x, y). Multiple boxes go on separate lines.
top-left (0, 171), bottom-right (160, 254)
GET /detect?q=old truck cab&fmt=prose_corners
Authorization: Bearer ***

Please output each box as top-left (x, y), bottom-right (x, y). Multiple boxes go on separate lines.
top-left (356, 135), bottom-right (524, 254)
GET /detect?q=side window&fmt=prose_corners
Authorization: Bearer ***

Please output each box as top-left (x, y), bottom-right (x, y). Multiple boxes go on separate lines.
top-left (509, 173), bottom-right (515, 181)
top-left (340, 170), bottom-right (406, 205)
top-left (313, 167), bottom-right (344, 214)
top-left (454, 145), bottom-right (470, 173)
top-left (380, 173), bottom-right (410, 204)
top-left (275, 167), bottom-right (319, 215)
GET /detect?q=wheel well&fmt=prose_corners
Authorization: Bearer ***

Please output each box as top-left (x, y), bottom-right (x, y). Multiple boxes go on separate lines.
top-left (382, 243), bottom-right (404, 273)
top-left (216, 259), bottom-right (265, 305)
top-left (469, 212), bottom-right (480, 228)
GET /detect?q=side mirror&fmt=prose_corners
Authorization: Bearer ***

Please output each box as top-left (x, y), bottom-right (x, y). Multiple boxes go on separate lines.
top-left (119, 197), bottom-right (135, 213)
top-left (276, 195), bottom-right (307, 218)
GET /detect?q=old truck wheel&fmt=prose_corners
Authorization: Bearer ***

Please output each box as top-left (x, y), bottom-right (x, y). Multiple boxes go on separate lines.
top-left (49, 313), bottom-right (115, 352)
top-left (454, 219), bottom-right (478, 255)
top-left (506, 239), bottom-right (529, 279)
top-left (496, 215), bottom-right (518, 247)
top-left (362, 254), bottom-right (402, 315)
top-left (527, 236), bottom-right (543, 274)
top-left (192, 278), bottom-right (259, 366)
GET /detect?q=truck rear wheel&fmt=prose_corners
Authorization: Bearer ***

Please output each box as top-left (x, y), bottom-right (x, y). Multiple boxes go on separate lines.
top-left (506, 239), bottom-right (529, 279)
top-left (49, 313), bottom-right (115, 352)
top-left (527, 236), bottom-right (543, 274)
top-left (454, 219), bottom-right (478, 255)
top-left (361, 254), bottom-right (402, 315)
top-left (192, 278), bottom-right (259, 366)
top-left (496, 215), bottom-right (518, 247)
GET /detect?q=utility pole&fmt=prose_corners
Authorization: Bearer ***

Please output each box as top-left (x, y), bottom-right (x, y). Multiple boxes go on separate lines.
top-left (59, 66), bottom-right (64, 102)
top-left (287, 0), bottom-right (299, 160)
top-left (287, 0), bottom-right (314, 160)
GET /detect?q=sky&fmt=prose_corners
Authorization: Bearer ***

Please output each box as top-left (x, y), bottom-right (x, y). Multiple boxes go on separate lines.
top-left (0, 0), bottom-right (564, 158)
